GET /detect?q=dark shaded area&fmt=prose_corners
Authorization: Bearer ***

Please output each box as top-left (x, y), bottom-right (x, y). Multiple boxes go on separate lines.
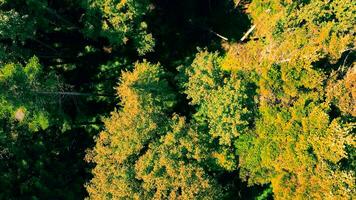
top-left (147, 0), bottom-right (251, 69)
top-left (0, 126), bottom-right (91, 200)
top-left (312, 49), bottom-right (355, 77)
top-left (217, 170), bottom-right (272, 200)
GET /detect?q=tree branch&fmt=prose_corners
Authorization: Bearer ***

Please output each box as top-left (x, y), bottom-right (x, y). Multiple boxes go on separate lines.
top-left (209, 29), bottom-right (228, 41)
top-left (32, 91), bottom-right (116, 97)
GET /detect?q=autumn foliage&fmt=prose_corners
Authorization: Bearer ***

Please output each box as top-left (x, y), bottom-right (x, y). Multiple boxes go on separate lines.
top-left (0, 0), bottom-right (355, 199)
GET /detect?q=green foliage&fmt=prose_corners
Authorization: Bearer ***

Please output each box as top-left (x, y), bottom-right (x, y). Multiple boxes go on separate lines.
top-left (179, 51), bottom-right (257, 171)
top-left (0, 49), bottom-right (87, 200)
top-left (0, 57), bottom-right (62, 131)
top-left (198, 75), bottom-right (255, 146)
top-left (0, 9), bottom-right (35, 41)
top-left (86, 61), bottom-right (232, 199)
top-left (179, 51), bottom-right (226, 105)
top-left (256, 185), bottom-right (273, 200)
top-left (83, 0), bottom-right (155, 55)
top-left (0, 9), bottom-right (35, 62)
top-left (0, 126), bottom-right (89, 199)
top-left (0, 0), bottom-right (53, 62)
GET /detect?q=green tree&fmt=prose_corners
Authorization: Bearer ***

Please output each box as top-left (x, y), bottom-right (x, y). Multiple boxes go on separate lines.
top-left (0, 57), bottom-right (89, 199)
top-left (0, 9), bottom-right (36, 62)
top-left (0, 57), bottom-right (64, 131)
top-left (179, 51), bottom-right (257, 171)
top-left (83, 0), bottom-right (155, 55)
top-left (0, 126), bottom-right (89, 199)
top-left (236, 103), bottom-right (355, 199)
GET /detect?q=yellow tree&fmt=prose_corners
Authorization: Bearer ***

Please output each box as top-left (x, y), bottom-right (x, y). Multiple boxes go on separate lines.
top-left (86, 61), bottom-right (225, 199)
top-left (224, 0), bottom-right (356, 199)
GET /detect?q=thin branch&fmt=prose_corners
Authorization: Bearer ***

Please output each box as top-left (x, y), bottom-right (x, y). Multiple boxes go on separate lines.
top-left (209, 29), bottom-right (229, 41)
top-left (32, 91), bottom-right (116, 97)
top-left (44, 7), bottom-right (79, 29)
top-left (339, 47), bottom-right (355, 73)
top-left (30, 38), bottom-right (58, 52)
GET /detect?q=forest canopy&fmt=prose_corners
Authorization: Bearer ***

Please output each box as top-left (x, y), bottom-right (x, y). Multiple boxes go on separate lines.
top-left (0, 0), bottom-right (355, 199)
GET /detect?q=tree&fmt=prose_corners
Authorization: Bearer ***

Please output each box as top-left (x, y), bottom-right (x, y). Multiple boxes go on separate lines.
top-left (0, 125), bottom-right (90, 199)
top-left (0, 56), bottom-right (64, 131)
top-left (83, 0), bottom-right (155, 55)
top-left (326, 64), bottom-right (356, 117)
top-left (0, 0), bottom-right (77, 62)
top-left (179, 51), bottom-right (257, 171)
top-left (236, 103), bottom-right (355, 199)
top-left (86, 60), bottom-right (234, 199)
top-left (86, 61), bottom-right (176, 199)
top-left (0, 57), bottom-right (90, 199)
top-left (222, 0), bottom-right (356, 198)
top-left (1, 0), bottom-right (354, 199)
top-left (0, 9), bottom-right (36, 62)
top-left (135, 115), bottom-right (224, 199)
top-left (223, 0), bottom-right (355, 72)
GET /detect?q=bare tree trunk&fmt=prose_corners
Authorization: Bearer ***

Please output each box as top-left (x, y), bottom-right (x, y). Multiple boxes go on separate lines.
top-left (240, 25), bottom-right (256, 42)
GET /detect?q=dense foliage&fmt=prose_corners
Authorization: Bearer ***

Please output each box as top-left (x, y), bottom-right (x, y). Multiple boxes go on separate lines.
top-left (0, 0), bottom-right (355, 199)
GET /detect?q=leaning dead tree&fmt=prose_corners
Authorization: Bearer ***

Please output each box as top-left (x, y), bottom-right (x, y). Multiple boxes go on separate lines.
top-left (240, 25), bottom-right (256, 42)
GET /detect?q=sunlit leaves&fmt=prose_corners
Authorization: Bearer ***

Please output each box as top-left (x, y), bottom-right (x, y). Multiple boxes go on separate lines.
top-left (237, 103), bottom-right (355, 199)
top-left (135, 116), bottom-right (224, 199)
top-left (180, 51), bottom-right (257, 171)
top-left (86, 61), bottom-right (178, 199)
top-left (221, 0), bottom-right (356, 198)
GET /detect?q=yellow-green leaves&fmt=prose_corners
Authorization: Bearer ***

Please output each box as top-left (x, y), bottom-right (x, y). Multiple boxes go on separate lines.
top-left (180, 51), bottom-right (257, 171)
top-left (326, 65), bottom-right (356, 116)
top-left (237, 104), bottom-right (355, 199)
top-left (135, 116), bottom-right (224, 199)
top-left (86, 1), bottom-right (355, 199)
top-left (86, 61), bottom-right (179, 199)
top-left (222, 1), bottom-right (356, 198)
top-left (118, 61), bottom-right (176, 113)
top-left (87, 61), bottom-right (229, 199)
top-left (179, 51), bottom-right (225, 105)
